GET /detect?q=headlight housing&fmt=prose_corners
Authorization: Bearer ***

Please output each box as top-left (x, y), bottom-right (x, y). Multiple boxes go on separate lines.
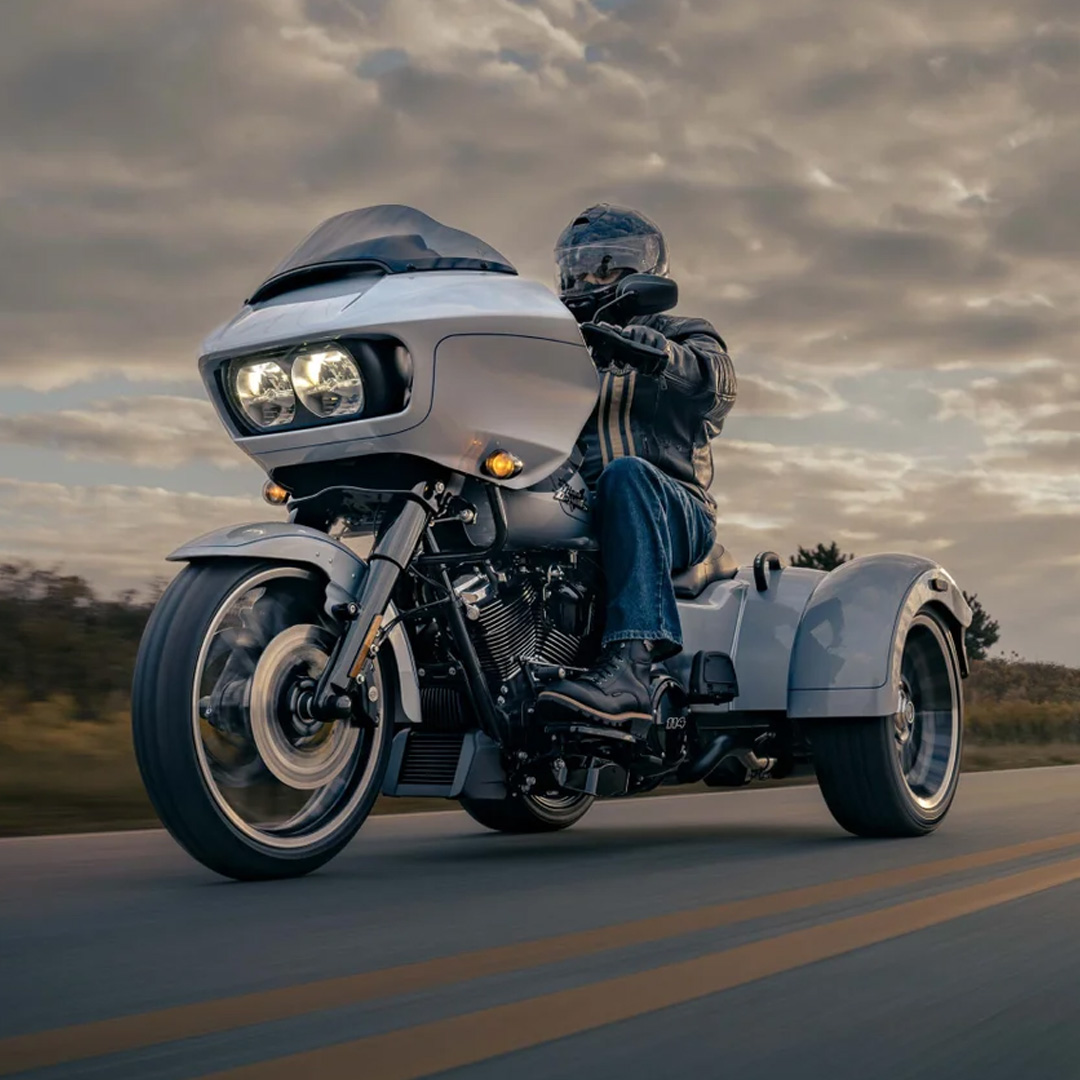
top-left (234, 360), bottom-right (296, 429)
top-left (290, 345), bottom-right (364, 419)
top-left (222, 337), bottom-right (408, 434)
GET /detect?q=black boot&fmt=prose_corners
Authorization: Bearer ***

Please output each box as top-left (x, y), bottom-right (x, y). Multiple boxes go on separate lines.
top-left (537, 640), bottom-right (654, 725)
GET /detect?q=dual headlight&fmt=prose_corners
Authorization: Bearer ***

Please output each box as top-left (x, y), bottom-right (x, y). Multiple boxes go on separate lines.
top-left (232, 345), bottom-right (364, 430)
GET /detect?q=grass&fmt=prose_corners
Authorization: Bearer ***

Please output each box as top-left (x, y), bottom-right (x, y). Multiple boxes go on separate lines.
top-left (961, 742), bottom-right (1080, 772)
top-left (0, 698), bottom-right (450, 836)
top-left (2, 677), bottom-right (1078, 837)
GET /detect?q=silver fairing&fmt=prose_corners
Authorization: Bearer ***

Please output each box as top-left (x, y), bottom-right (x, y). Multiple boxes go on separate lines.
top-left (199, 272), bottom-right (600, 490)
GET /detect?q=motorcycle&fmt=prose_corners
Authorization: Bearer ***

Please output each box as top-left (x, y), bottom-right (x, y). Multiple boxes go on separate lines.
top-left (132, 204), bottom-right (972, 880)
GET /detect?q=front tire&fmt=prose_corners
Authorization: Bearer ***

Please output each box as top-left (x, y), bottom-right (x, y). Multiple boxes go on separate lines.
top-left (133, 559), bottom-right (393, 880)
top-left (812, 609), bottom-right (963, 838)
top-left (459, 791), bottom-right (593, 833)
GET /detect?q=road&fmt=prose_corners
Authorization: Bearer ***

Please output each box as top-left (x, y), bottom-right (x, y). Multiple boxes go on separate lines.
top-left (1, 766), bottom-right (1079, 1080)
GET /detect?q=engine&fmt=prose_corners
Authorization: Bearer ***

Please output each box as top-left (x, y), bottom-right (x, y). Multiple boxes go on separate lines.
top-left (452, 558), bottom-right (597, 683)
top-left (402, 553), bottom-right (601, 733)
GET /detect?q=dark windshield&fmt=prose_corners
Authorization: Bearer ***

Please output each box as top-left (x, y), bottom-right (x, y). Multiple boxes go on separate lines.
top-left (250, 204), bottom-right (516, 302)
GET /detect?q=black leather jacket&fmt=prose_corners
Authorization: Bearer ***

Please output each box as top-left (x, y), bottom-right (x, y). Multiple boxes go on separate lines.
top-left (577, 314), bottom-right (737, 512)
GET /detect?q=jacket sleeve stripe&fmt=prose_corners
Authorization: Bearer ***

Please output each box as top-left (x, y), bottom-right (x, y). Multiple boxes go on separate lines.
top-left (621, 370), bottom-right (637, 457)
top-left (597, 372), bottom-right (613, 467)
top-left (606, 373), bottom-right (628, 459)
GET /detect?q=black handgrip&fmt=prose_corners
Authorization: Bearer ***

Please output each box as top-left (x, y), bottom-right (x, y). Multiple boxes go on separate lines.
top-left (753, 551), bottom-right (783, 592)
top-left (580, 322), bottom-right (667, 371)
top-left (580, 321), bottom-right (625, 346)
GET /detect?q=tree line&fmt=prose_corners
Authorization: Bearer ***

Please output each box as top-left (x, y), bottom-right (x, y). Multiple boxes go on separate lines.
top-left (0, 564), bottom-right (159, 720)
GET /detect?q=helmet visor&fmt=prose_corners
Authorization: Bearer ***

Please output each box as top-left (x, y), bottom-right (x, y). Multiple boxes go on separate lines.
top-left (555, 235), bottom-right (663, 296)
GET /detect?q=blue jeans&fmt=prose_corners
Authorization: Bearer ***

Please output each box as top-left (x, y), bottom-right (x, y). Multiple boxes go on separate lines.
top-left (592, 457), bottom-right (715, 655)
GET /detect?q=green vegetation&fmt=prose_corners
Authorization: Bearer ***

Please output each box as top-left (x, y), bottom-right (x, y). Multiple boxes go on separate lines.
top-left (0, 696), bottom-right (153, 835)
top-left (0, 563), bottom-right (1076, 836)
top-left (0, 563), bottom-right (157, 834)
top-left (962, 593), bottom-right (1002, 662)
top-left (790, 541), bottom-right (853, 573)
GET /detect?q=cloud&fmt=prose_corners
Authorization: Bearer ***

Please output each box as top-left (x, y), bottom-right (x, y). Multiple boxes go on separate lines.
top-left (709, 439), bottom-right (1080, 662)
top-left (0, 396), bottom-right (247, 468)
top-left (934, 361), bottom-right (1080, 465)
top-left (0, 478), bottom-right (267, 591)
top-left (3, 0), bottom-right (1080, 385)
top-left (732, 375), bottom-right (846, 419)
top-left (4, 0), bottom-right (1080, 661)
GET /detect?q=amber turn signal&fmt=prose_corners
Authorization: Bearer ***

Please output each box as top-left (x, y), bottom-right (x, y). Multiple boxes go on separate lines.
top-left (262, 480), bottom-right (290, 505)
top-left (482, 450), bottom-right (523, 480)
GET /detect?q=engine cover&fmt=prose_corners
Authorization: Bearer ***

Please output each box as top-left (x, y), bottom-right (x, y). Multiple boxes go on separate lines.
top-left (452, 563), bottom-right (593, 683)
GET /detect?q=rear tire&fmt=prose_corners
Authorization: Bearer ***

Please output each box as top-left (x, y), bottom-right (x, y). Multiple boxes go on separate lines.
top-left (459, 791), bottom-right (593, 833)
top-left (812, 609), bottom-right (963, 838)
top-left (133, 559), bottom-right (393, 880)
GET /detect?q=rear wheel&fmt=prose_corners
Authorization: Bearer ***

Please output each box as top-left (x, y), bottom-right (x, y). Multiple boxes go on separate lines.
top-left (459, 790), bottom-right (593, 833)
top-left (812, 609), bottom-right (963, 838)
top-left (133, 559), bottom-right (393, 880)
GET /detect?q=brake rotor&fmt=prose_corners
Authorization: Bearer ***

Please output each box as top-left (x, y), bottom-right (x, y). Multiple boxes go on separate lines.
top-left (249, 624), bottom-right (360, 790)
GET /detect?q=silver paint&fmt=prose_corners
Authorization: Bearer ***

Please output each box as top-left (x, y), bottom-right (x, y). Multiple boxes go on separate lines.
top-left (671, 565), bottom-right (823, 712)
top-left (787, 554), bottom-right (972, 719)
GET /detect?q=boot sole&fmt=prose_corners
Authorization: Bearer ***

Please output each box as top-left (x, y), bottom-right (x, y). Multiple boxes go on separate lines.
top-left (537, 691), bottom-right (651, 726)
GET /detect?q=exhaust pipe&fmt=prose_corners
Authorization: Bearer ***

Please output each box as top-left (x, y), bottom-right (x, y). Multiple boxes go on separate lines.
top-left (704, 748), bottom-right (780, 788)
top-left (679, 734), bottom-right (735, 784)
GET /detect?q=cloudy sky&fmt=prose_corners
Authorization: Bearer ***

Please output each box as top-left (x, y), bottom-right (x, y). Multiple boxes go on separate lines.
top-left (3, 0), bottom-right (1079, 661)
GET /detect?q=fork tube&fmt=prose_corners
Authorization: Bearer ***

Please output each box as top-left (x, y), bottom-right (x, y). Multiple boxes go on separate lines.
top-left (314, 488), bottom-right (433, 715)
top-left (425, 528), bottom-right (502, 742)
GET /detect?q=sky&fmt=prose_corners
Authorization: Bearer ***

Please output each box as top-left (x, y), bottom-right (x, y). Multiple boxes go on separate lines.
top-left (2, 0), bottom-right (1079, 662)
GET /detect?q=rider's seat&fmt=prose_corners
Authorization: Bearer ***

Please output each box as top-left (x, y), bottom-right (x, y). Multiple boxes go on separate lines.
top-left (672, 540), bottom-right (740, 599)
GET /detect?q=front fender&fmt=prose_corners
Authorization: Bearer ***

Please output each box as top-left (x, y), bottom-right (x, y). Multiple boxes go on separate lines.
top-left (168, 522), bottom-right (421, 724)
top-left (787, 553), bottom-right (971, 720)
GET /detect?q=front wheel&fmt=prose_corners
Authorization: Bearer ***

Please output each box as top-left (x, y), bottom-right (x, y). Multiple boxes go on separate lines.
top-left (132, 559), bottom-right (393, 880)
top-left (812, 609), bottom-right (963, 838)
top-left (460, 790), bottom-right (593, 833)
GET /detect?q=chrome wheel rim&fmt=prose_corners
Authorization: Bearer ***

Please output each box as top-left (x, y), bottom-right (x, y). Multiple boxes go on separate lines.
top-left (192, 567), bottom-right (386, 849)
top-left (894, 617), bottom-right (960, 812)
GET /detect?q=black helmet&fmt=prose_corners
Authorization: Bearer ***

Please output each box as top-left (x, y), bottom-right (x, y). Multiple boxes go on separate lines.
top-left (554, 203), bottom-right (668, 322)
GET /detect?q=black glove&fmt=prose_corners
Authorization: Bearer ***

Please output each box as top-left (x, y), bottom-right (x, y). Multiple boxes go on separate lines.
top-left (581, 321), bottom-right (670, 373)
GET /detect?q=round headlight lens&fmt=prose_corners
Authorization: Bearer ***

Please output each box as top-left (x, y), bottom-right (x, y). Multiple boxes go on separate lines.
top-left (234, 360), bottom-right (296, 429)
top-left (291, 346), bottom-right (364, 419)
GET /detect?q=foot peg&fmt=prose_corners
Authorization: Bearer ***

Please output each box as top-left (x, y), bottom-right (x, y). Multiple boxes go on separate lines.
top-left (567, 722), bottom-right (636, 745)
top-left (689, 651), bottom-right (738, 704)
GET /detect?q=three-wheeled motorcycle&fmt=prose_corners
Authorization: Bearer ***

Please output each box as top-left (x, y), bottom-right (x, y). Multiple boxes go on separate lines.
top-left (132, 205), bottom-right (971, 880)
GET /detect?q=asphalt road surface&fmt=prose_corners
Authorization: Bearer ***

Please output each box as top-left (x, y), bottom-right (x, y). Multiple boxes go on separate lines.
top-left (2, 766), bottom-right (1080, 1080)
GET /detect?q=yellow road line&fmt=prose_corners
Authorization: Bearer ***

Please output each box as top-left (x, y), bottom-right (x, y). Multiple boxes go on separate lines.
top-left (209, 854), bottom-right (1080, 1080)
top-left (3, 830), bottom-right (1080, 1076)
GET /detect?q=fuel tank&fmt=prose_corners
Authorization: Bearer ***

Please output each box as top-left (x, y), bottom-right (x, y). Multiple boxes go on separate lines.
top-left (505, 465), bottom-right (594, 550)
top-left (452, 464), bottom-right (595, 551)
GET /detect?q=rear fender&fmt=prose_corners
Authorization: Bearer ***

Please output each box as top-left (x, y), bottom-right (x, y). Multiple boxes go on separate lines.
top-left (167, 522), bottom-right (421, 723)
top-left (787, 554), bottom-right (972, 721)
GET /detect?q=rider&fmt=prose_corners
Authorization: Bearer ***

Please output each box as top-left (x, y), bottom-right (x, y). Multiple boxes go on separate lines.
top-left (538, 204), bottom-right (737, 724)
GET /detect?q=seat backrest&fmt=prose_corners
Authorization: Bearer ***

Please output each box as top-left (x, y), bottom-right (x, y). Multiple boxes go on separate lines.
top-left (672, 541), bottom-right (740, 599)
